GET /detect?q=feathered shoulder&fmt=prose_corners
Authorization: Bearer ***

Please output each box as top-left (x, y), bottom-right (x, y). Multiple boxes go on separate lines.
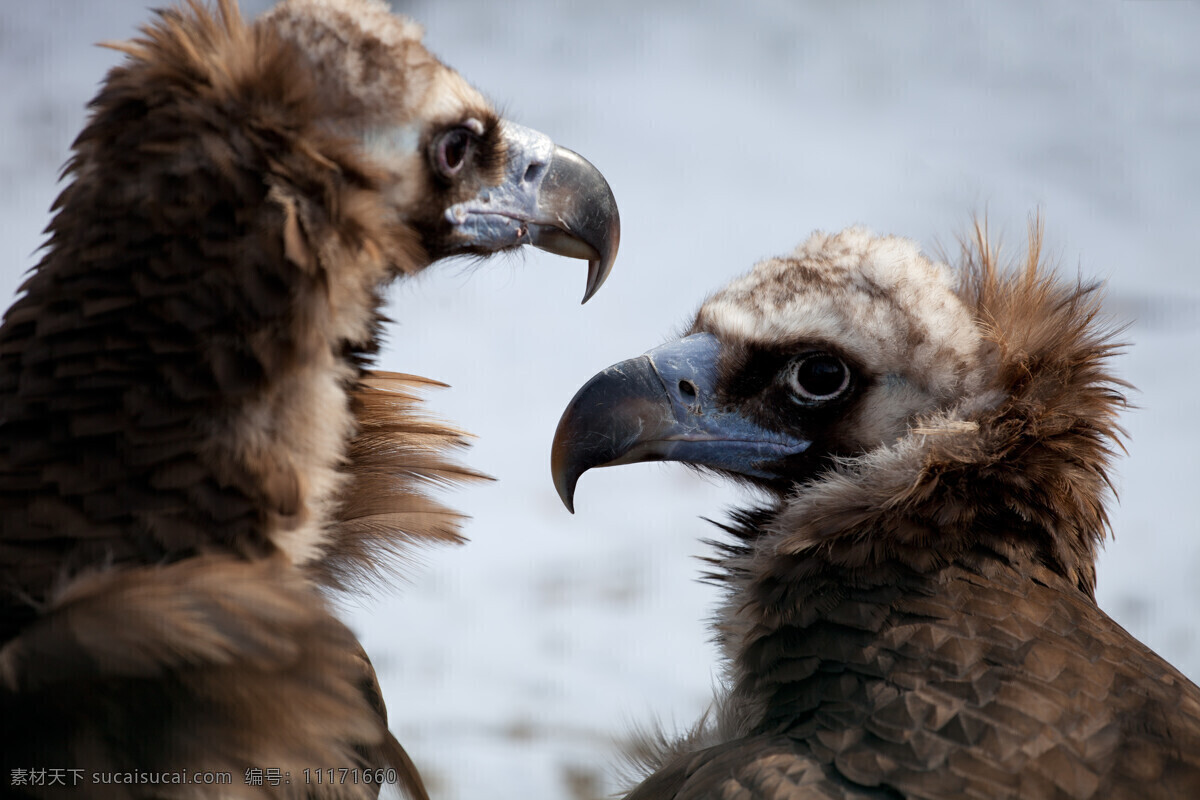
top-left (0, 554), bottom-right (381, 789)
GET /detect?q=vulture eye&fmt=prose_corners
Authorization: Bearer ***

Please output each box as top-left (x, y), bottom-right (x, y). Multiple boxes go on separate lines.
top-left (433, 126), bottom-right (474, 178)
top-left (785, 353), bottom-right (850, 403)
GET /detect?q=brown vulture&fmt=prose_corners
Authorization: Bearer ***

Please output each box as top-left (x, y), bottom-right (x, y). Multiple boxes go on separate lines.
top-left (0, 0), bottom-right (618, 797)
top-left (552, 224), bottom-right (1200, 799)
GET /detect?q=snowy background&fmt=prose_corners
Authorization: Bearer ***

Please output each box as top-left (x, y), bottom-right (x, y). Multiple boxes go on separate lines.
top-left (2, 1), bottom-right (1199, 797)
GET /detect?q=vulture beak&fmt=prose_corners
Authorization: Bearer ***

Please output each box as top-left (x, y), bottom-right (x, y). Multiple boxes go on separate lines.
top-left (446, 122), bottom-right (620, 303)
top-left (551, 333), bottom-right (811, 512)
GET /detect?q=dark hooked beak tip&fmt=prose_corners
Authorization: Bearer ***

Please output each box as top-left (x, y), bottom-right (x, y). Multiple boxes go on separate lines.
top-left (529, 145), bottom-right (620, 304)
top-left (552, 458), bottom-right (579, 515)
top-left (550, 355), bottom-right (670, 514)
top-left (549, 420), bottom-right (577, 513)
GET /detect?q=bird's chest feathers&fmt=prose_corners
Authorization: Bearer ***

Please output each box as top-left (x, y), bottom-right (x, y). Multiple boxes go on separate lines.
top-left (718, 555), bottom-right (1086, 743)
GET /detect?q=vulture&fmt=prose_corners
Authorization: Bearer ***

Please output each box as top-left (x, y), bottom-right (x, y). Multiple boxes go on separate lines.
top-left (0, 0), bottom-right (618, 797)
top-left (552, 224), bottom-right (1200, 799)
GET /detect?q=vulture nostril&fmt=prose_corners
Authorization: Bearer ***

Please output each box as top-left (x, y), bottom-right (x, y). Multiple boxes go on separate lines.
top-left (678, 380), bottom-right (698, 400)
top-left (524, 162), bottom-right (543, 183)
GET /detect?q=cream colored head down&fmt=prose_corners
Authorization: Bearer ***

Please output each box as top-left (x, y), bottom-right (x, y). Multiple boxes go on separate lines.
top-left (695, 227), bottom-right (988, 446)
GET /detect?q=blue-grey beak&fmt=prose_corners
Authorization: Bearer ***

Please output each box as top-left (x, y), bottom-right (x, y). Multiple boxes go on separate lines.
top-left (446, 122), bottom-right (620, 303)
top-left (551, 333), bottom-right (811, 512)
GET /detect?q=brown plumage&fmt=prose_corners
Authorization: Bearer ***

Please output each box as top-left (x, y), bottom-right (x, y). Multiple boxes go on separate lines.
top-left (552, 222), bottom-right (1200, 799)
top-left (0, 0), bottom-right (618, 797)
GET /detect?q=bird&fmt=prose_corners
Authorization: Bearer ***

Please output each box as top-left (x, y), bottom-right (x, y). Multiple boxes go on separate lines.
top-left (0, 0), bottom-right (618, 797)
top-left (552, 222), bottom-right (1200, 799)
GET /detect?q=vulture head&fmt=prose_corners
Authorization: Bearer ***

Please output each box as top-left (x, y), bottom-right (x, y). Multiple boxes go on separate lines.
top-left (261, 0), bottom-right (619, 301)
top-left (555, 222), bottom-right (1124, 596)
top-left (554, 227), bottom-right (985, 504)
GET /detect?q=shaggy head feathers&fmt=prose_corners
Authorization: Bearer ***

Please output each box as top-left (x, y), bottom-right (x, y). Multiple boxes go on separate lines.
top-left (697, 227), bottom-right (989, 453)
top-left (750, 222), bottom-right (1127, 595)
top-left (699, 228), bottom-right (983, 402)
top-left (264, 0), bottom-right (489, 131)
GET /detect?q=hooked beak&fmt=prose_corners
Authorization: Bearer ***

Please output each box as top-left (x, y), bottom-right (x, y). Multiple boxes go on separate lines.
top-left (550, 333), bottom-right (811, 512)
top-left (446, 122), bottom-right (620, 303)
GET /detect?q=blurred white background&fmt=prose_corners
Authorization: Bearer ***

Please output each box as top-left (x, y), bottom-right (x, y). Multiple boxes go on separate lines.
top-left (2, 1), bottom-right (1198, 797)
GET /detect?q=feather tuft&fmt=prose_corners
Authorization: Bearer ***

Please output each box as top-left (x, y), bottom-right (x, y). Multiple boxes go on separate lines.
top-left (315, 371), bottom-right (492, 591)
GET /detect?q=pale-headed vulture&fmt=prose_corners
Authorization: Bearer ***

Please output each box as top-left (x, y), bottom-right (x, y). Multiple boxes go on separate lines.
top-left (553, 224), bottom-right (1200, 799)
top-left (0, 0), bottom-right (618, 797)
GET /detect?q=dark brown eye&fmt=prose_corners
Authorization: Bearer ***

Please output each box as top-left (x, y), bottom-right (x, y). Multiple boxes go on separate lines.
top-left (786, 353), bottom-right (850, 403)
top-left (434, 127), bottom-right (473, 177)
